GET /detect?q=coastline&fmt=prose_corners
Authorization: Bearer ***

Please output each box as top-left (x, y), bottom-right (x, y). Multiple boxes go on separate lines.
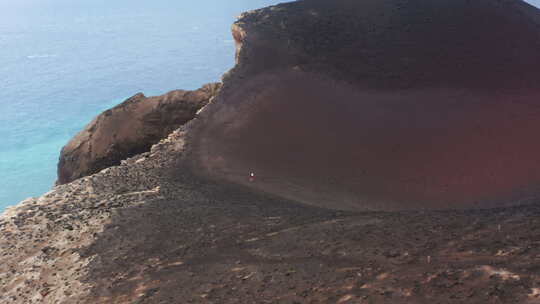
top-left (2, 0), bottom-right (540, 302)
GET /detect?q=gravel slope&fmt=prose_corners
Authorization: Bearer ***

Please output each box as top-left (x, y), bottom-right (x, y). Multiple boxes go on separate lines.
top-left (2, 129), bottom-right (540, 303)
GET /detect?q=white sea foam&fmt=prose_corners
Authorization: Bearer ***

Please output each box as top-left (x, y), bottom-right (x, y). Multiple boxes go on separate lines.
top-left (26, 54), bottom-right (57, 59)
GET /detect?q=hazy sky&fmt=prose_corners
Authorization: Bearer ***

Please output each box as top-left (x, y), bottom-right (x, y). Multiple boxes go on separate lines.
top-left (527, 0), bottom-right (540, 7)
top-left (0, 0), bottom-right (537, 8)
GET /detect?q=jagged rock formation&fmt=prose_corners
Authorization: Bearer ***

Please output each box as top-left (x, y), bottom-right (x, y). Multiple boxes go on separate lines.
top-left (187, 0), bottom-right (540, 211)
top-left (57, 83), bottom-right (221, 184)
top-left (2, 0), bottom-right (540, 303)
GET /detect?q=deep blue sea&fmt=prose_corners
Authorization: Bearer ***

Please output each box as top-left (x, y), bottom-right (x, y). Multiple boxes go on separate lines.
top-left (0, 0), bottom-right (291, 210)
top-left (1, 0), bottom-right (539, 211)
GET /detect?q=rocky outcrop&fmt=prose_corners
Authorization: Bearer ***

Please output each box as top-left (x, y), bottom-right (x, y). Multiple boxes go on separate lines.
top-left (186, 0), bottom-right (540, 211)
top-left (3, 1), bottom-right (540, 303)
top-left (57, 83), bottom-right (221, 184)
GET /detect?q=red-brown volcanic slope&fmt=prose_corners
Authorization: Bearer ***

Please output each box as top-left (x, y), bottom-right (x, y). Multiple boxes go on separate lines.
top-left (187, 0), bottom-right (540, 211)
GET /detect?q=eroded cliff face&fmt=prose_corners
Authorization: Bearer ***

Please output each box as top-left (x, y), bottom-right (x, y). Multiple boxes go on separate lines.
top-left (187, 0), bottom-right (540, 211)
top-left (57, 83), bottom-right (221, 184)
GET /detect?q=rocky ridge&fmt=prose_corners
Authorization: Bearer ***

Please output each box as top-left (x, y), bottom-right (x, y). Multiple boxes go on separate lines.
top-left (186, 0), bottom-right (540, 211)
top-left (2, 127), bottom-right (540, 303)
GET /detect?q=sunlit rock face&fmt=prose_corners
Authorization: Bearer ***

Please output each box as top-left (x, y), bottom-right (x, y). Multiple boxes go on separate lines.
top-left (186, 0), bottom-right (540, 211)
top-left (58, 83), bottom-right (221, 184)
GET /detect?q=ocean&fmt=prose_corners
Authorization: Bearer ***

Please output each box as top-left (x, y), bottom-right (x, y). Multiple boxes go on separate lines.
top-left (0, 0), bottom-right (290, 210)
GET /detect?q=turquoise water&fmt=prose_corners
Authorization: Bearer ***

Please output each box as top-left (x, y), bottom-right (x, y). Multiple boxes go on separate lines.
top-left (0, 0), bottom-right (289, 210)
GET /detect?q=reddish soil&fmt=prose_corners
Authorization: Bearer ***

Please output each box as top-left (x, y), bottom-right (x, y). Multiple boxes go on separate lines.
top-left (187, 0), bottom-right (540, 211)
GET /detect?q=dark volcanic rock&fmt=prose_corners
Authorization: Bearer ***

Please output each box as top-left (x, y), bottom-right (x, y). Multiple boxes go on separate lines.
top-left (186, 0), bottom-right (540, 211)
top-left (57, 83), bottom-right (221, 184)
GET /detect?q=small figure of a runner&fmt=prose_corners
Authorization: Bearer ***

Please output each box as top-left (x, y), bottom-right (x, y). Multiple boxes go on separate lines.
top-left (249, 172), bottom-right (255, 182)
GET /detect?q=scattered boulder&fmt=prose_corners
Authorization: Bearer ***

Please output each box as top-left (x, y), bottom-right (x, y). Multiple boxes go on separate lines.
top-left (57, 83), bottom-right (221, 184)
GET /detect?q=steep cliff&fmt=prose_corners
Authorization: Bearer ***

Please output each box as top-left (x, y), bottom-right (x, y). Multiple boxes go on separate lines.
top-left (57, 83), bottom-right (221, 184)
